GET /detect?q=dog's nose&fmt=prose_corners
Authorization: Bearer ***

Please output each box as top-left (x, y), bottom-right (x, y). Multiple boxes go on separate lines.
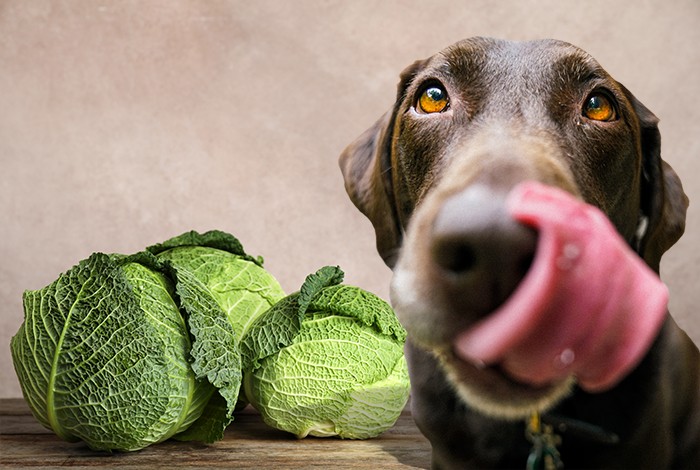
top-left (430, 186), bottom-right (538, 314)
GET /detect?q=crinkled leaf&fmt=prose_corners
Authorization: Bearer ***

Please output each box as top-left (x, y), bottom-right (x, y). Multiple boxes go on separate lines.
top-left (173, 390), bottom-right (229, 443)
top-left (306, 284), bottom-right (406, 343)
top-left (243, 313), bottom-right (408, 439)
top-left (120, 262), bottom-right (214, 442)
top-left (157, 246), bottom-right (285, 340)
top-left (10, 253), bottom-right (205, 451)
top-left (241, 266), bottom-right (405, 372)
top-left (167, 266), bottom-right (241, 433)
top-left (333, 355), bottom-right (410, 439)
top-left (297, 265), bottom-right (344, 315)
top-left (241, 266), bottom-right (342, 372)
top-left (147, 230), bottom-right (261, 266)
top-left (240, 295), bottom-right (302, 372)
top-left (154, 238), bottom-right (285, 438)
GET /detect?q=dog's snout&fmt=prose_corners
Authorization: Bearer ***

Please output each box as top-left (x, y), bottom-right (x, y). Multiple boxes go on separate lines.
top-left (431, 186), bottom-right (537, 314)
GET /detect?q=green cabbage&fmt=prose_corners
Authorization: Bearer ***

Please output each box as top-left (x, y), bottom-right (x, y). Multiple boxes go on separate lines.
top-left (10, 252), bottom-right (213, 451)
top-left (242, 266), bottom-right (410, 439)
top-left (10, 230), bottom-right (284, 450)
top-left (11, 232), bottom-right (408, 450)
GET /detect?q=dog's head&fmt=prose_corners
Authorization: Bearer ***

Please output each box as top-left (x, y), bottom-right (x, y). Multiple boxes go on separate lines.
top-left (339, 38), bottom-right (688, 417)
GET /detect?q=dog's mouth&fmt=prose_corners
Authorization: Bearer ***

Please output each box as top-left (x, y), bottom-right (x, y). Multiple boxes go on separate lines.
top-left (395, 182), bottom-right (669, 416)
top-left (449, 182), bottom-right (668, 393)
top-left (433, 345), bottom-right (575, 419)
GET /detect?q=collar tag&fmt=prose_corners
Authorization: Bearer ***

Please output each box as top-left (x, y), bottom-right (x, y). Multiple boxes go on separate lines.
top-left (526, 412), bottom-right (564, 470)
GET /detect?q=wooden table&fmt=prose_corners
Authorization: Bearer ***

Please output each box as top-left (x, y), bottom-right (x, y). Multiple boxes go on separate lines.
top-left (0, 398), bottom-right (431, 469)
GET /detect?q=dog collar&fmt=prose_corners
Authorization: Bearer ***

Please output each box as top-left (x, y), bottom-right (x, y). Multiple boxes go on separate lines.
top-left (526, 412), bottom-right (563, 470)
top-left (542, 413), bottom-right (621, 445)
top-left (526, 411), bottom-right (621, 469)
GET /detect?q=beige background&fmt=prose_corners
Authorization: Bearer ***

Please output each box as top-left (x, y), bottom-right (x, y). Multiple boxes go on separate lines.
top-left (1, 0), bottom-right (699, 398)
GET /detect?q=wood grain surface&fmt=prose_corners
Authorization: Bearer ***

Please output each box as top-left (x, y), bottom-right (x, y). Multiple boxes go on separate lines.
top-left (0, 398), bottom-right (431, 469)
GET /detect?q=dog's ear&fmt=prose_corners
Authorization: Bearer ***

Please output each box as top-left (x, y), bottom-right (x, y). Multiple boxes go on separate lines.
top-left (622, 85), bottom-right (689, 272)
top-left (339, 110), bottom-right (401, 267)
top-left (339, 59), bottom-right (428, 268)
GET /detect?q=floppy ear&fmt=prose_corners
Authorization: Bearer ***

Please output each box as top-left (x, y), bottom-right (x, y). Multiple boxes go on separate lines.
top-left (339, 110), bottom-right (401, 267)
top-left (624, 87), bottom-right (689, 272)
top-left (339, 59), bottom-right (428, 268)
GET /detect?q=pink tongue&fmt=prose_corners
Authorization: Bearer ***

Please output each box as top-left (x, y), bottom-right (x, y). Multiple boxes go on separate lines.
top-left (453, 181), bottom-right (668, 392)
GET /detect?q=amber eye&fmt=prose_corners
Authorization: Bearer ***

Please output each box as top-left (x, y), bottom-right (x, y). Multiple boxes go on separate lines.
top-left (417, 85), bottom-right (449, 114)
top-left (583, 92), bottom-right (617, 121)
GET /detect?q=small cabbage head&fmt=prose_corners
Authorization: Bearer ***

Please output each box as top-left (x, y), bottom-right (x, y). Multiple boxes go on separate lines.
top-left (242, 266), bottom-right (410, 439)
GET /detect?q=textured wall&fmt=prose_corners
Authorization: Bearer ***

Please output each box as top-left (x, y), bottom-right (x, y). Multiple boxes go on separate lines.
top-left (1, 0), bottom-right (698, 398)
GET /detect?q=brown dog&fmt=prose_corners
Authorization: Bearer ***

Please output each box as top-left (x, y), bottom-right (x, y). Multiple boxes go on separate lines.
top-left (340, 38), bottom-right (700, 468)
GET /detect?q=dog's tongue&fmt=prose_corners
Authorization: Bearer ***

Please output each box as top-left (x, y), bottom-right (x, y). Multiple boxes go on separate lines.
top-left (453, 182), bottom-right (668, 393)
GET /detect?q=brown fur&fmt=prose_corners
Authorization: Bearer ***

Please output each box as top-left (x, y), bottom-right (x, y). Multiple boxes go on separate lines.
top-left (340, 38), bottom-right (699, 468)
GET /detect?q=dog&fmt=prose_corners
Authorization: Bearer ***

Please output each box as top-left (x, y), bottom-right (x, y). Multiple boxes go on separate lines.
top-left (339, 38), bottom-right (700, 468)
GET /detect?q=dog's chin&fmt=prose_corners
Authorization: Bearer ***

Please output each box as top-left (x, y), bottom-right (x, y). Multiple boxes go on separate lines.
top-left (431, 345), bottom-right (575, 420)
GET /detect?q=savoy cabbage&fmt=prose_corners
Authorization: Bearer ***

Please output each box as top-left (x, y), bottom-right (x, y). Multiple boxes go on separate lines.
top-left (11, 233), bottom-right (409, 451)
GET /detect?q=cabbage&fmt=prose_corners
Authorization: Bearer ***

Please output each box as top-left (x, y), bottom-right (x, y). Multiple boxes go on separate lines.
top-left (242, 266), bottom-right (410, 439)
top-left (11, 232), bottom-right (407, 450)
top-left (10, 252), bottom-right (213, 451)
top-left (10, 230), bottom-right (284, 450)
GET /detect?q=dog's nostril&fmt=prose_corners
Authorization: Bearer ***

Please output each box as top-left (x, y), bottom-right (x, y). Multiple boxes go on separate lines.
top-left (432, 239), bottom-right (477, 274)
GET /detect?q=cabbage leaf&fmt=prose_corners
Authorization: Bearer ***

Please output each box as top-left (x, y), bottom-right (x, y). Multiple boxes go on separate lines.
top-left (149, 230), bottom-right (285, 439)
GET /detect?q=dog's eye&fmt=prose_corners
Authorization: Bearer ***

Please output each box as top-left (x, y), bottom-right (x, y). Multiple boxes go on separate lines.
top-left (583, 93), bottom-right (617, 122)
top-left (417, 85), bottom-right (449, 114)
